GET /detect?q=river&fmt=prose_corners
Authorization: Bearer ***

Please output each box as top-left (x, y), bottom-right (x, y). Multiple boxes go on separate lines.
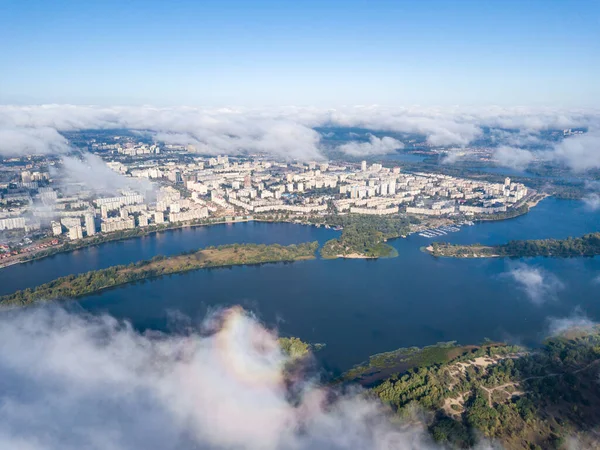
top-left (2, 198), bottom-right (600, 373)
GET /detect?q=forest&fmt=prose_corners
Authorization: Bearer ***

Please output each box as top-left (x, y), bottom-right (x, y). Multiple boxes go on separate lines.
top-left (317, 214), bottom-right (414, 258)
top-left (0, 242), bottom-right (318, 306)
top-left (349, 329), bottom-right (600, 449)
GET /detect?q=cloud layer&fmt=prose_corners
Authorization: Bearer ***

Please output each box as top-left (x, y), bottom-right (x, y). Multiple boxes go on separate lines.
top-left (1, 105), bottom-right (599, 164)
top-left (0, 305), bottom-right (458, 450)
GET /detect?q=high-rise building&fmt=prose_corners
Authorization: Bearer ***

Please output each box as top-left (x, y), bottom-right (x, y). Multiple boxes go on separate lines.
top-left (388, 180), bottom-right (397, 194)
top-left (0, 217), bottom-right (26, 231)
top-left (138, 214), bottom-right (149, 227)
top-left (244, 174), bottom-right (252, 189)
top-left (361, 160), bottom-right (367, 172)
top-left (68, 225), bottom-right (83, 241)
top-left (84, 214), bottom-right (96, 236)
top-left (51, 221), bottom-right (62, 236)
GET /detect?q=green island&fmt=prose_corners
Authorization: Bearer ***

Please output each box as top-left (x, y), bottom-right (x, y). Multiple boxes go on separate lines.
top-left (425, 232), bottom-right (600, 258)
top-left (0, 242), bottom-right (318, 306)
top-left (315, 214), bottom-right (414, 259)
top-left (339, 328), bottom-right (600, 449)
top-left (278, 337), bottom-right (312, 359)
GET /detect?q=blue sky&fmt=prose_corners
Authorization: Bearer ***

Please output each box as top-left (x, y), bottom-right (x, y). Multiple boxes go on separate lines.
top-left (0, 0), bottom-right (598, 106)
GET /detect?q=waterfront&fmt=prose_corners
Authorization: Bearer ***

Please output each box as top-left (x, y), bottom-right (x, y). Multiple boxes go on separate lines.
top-left (3, 198), bottom-right (600, 373)
top-left (0, 222), bottom-right (339, 295)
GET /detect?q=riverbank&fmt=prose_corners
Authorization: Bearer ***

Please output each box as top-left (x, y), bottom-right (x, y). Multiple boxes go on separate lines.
top-left (0, 218), bottom-right (259, 269)
top-left (358, 328), bottom-right (600, 449)
top-left (0, 241), bottom-right (318, 306)
top-left (472, 192), bottom-right (547, 223)
top-left (0, 216), bottom-right (316, 269)
top-left (1, 194), bottom-right (550, 269)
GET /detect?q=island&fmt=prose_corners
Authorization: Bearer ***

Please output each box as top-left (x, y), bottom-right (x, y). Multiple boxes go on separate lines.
top-left (425, 232), bottom-right (600, 258)
top-left (0, 242), bottom-right (318, 306)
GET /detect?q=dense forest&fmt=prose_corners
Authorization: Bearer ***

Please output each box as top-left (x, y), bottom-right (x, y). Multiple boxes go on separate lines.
top-left (1, 242), bottom-right (318, 306)
top-left (342, 330), bottom-right (600, 449)
top-left (428, 232), bottom-right (600, 258)
top-left (316, 214), bottom-right (414, 258)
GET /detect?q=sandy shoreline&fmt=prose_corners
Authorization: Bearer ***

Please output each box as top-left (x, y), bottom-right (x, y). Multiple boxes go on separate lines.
top-left (337, 253), bottom-right (377, 259)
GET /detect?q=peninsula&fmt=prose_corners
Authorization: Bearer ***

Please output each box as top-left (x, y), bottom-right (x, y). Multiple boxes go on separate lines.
top-left (319, 214), bottom-right (410, 259)
top-left (0, 242), bottom-right (318, 306)
top-left (425, 232), bottom-right (600, 258)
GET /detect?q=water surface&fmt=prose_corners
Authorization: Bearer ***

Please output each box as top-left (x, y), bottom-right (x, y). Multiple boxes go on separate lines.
top-left (70, 198), bottom-right (600, 372)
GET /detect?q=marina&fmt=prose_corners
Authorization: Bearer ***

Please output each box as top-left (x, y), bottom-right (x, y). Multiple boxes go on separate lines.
top-left (418, 223), bottom-right (471, 238)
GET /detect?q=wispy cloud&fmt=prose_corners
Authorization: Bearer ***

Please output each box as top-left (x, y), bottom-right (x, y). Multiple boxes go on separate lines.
top-left (506, 263), bottom-right (564, 305)
top-left (582, 193), bottom-right (600, 211)
top-left (55, 153), bottom-right (155, 197)
top-left (337, 135), bottom-right (403, 156)
top-left (493, 145), bottom-right (536, 170)
top-left (547, 307), bottom-right (597, 337)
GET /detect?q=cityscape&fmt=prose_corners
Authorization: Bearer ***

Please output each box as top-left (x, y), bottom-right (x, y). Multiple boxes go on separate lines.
top-left (1, 135), bottom-right (533, 266)
top-left (1, 1), bottom-right (599, 449)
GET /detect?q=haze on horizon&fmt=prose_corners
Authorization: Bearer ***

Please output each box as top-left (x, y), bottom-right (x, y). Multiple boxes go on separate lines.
top-left (1, 0), bottom-right (598, 107)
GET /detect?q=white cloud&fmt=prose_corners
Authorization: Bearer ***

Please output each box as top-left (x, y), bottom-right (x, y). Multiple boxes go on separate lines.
top-left (55, 153), bottom-right (155, 197)
top-left (337, 135), bottom-right (403, 156)
top-left (0, 127), bottom-right (70, 156)
top-left (507, 264), bottom-right (564, 305)
top-left (547, 308), bottom-right (597, 336)
top-left (552, 131), bottom-right (600, 172)
top-left (493, 146), bottom-right (535, 170)
top-left (0, 305), bottom-right (469, 450)
top-left (440, 150), bottom-right (466, 164)
top-left (582, 193), bottom-right (600, 211)
top-left (485, 130), bottom-right (600, 173)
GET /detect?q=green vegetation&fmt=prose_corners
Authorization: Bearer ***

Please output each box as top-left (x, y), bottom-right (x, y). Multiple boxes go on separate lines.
top-left (473, 204), bottom-right (530, 221)
top-left (278, 337), bottom-right (312, 360)
top-left (428, 232), bottom-right (600, 258)
top-left (343, 341), bottom-right (516, 387)
top-left (0, 242), bottom-right (318, 306)
top-left (350, 329), bottom-right (600, 449)
top-left (316, 214), bottom-right (413, 259)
